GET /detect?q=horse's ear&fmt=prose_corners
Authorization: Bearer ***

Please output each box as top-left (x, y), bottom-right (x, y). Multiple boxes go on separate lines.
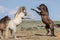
top-left (5, 15), bottom-right (8, 17)
top-left (5, 15), bottom-right (8, 18)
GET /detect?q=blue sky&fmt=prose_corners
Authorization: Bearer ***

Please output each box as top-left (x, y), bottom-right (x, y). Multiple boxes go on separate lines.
top-left (0, 0), bottom-right (60, 21)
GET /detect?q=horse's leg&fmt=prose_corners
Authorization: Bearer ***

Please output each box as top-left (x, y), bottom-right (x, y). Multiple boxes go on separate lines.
top-left (1, 30), bottom-right (3, 36)
top-left (0, 30), bottom-right (3, 39)
top-left (45, 24), bottom-right (50, 36)
top-left (50, 24), bottom-right (55, 36)
top-left (9, 29), bottom-right (15, 38)
top-left (1, 30), bottom-right (5, 39)
top-left (5, 27), bottom-right (9, 39)
top-left (13, 27), bottom-right (16, 38)
top-left (10, 26), bottom-right (16, 38)
top-left (9, 28), bottom-right (13, 36)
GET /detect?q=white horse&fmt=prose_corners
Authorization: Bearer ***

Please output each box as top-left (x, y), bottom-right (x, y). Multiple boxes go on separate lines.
top-left (5, 7), bottom-right (29, 39)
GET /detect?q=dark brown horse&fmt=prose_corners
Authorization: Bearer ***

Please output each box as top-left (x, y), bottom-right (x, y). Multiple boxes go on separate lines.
top-left (31, 4), bottom-right (55, 36)
top-left (0, 16), bottom-right (10, 38)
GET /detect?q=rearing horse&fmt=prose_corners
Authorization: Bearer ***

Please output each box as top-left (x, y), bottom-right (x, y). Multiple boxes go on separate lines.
top-left (5, 6), bottom-right (28, 39)
top-left (31, 4), bottom-right (55, 36)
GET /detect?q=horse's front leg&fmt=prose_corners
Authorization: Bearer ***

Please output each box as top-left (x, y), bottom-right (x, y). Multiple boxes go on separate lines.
top-left (0, 30), bottom-right (4, 39)
top-left (1, 30), bottom-right (3, 36)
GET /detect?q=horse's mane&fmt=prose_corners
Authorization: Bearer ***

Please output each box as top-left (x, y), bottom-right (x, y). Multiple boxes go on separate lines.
top-left (40, 4), bottom-right (49, 15)
top-left (15, 6), bottom-right (26, 17)
top-left (0, 16), bottom-right (10, 23)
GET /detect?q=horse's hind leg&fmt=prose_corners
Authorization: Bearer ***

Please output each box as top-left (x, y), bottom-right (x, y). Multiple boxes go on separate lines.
top-left (9, 28), bottom-right (13, 36)
top-left (45, 24), bottom-right (50, 36)
top-left (9, 29), bottom-right (15, 38)
top-left (51, 28), bottom-right (54, 36)
top-left (50, 24), bottom-right (55, 36)
top-left (10, 27), bottom-right (16, 38)
top-left (13, 28), bottom-right (16, 38)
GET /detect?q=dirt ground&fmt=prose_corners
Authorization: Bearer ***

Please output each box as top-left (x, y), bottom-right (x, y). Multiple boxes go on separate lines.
top-left (0, 21), bottom-right (60, 40)
top-left (0, 29), bottom-right (60, 40)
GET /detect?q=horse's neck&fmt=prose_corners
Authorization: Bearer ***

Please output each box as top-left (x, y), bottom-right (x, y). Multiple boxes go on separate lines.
top-left (13, 12), bottom-right (24, 25)
top-left (14, 16), bottom-right (21, 20)
top-left (14, 13), bottom-right (23, 20)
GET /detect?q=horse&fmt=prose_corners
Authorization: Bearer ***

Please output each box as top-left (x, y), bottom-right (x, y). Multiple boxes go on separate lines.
top-left (5, 6), bottom-right (29, 39)
top-left (0, 16), bottom-right (10, 38)
top-left (31, 4), bottom-right (55, 36)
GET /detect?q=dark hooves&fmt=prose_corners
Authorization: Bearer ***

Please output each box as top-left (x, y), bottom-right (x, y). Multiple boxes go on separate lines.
top-left (50, 34), bottom-right (56, 37)
top-left (45, 34), bottom-right (56, 37)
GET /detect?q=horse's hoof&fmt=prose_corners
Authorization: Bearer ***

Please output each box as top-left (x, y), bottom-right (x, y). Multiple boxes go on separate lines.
top-left (9, 36), bottom-right (15, 39)
top-left (50, 34), bottom-right (56, 37)
top-left (53, 35), bottom-right (56, 37)
top-left (46, 34), bottom-right (48, 36)
top-left (45, 33), bottom-right (49, 36)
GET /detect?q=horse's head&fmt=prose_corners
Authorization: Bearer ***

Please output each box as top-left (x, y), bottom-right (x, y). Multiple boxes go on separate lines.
top-left (20, 7), bottom-right (27, 16)
top-left (15, 6), bottom-right (29, 19)
top-left (4, 16), bottom-right (11, 23)
top-left (37, 4), bottom-right (48, 12)
top-left (0, 16), bottom-right (11, 23)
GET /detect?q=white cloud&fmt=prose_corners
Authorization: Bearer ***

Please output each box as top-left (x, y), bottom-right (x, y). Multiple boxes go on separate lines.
top-left (0, 5), bottom-right (19, 19)
top-left (9, 7), bottom-right (19, 15)
top-left (0, 5), bottom-right (18, 15)
top-left (0, 6), bottom-right (8, 13)
top-left (9, 9), bottom-right (17, 15)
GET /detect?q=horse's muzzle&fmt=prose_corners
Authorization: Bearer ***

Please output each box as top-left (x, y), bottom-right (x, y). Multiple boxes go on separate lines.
top-left (37, 7), bottom-right (41, 10)
top-left (24, 12), bottom-right (27, 16)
